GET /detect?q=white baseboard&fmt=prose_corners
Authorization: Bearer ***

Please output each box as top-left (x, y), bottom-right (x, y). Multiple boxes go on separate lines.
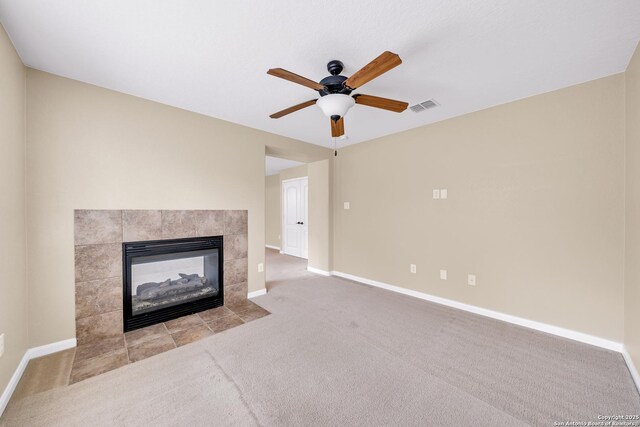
top-left (331, 270), bottom-right (623, 353)
top-left (248, 288), bottom-right (267, 298)
top-left (307, 266), bottom-right (331, 276)
top-left (27, 338), bottom-right (77, 360)
top-left (265, 245), bottom-right (280, 250)
top-left (0, 338), bottom-right (77, 417)
top-left (622, 347), bottom-right (640, 394)
top-left (0, 351), bottom-right (29, 417)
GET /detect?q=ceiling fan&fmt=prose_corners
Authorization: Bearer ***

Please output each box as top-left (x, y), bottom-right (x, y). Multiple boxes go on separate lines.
top-left (267, 51), bottom-right (408, 138)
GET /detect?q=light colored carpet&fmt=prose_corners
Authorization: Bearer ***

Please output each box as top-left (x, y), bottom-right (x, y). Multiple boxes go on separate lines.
top-left (1, 249), bottom-right (638, 426)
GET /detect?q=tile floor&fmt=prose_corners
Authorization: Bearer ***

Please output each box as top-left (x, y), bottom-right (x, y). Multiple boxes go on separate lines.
top-left (69, 300), bottom-right (270, 383)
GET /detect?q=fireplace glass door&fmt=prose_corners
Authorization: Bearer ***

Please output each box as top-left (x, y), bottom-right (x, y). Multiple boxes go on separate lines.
top-left (123, 236), bottom-right (224, 331)
top-left (131, 249), bottom-right (219, 315)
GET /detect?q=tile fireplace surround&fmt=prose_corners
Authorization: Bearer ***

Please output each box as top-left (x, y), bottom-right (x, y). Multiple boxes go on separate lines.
top-left (70, 209), bottom-right (268, 383)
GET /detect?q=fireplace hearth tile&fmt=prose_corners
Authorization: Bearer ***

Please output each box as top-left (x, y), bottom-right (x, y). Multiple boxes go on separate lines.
top-left (171, 324), bottom-right (213, 347)
top-left (225, 299), bottom-right (256, 312)
top-left (224, 210), bottom-right (248, 235)
top-left (70, 349), bottom-right (129, 384)
top-left (164, 314), bottom-right (205, 334)
top-left (75, 335), bottom-right (125, 362)
top-left (161, 210), bottom-right (197, 239)
top-left (224, 234), bottom-right (248, 260)
top-left (234, 305), bottom-right (270, 323)
top-left (195, 210), bottom-right (224, 237)
top-left (67, 304), bottom-right (270, 382)
top-left (207, 314), bottom-right (244, 333)
top-left (123, 210), bottom-right (162, 242)
top-left (127, 335), bottom-right (176, 363)
top-left (224, 258), bottom-right (248, 286)
top-left (76, 310), bottom-right (124, 345)
top-left (227, 300), bottom-right (270, 322)
top-left (74, 210), bottom-right (122, 246)
top-left (198, 306), bottom-right (235, 323)
top-left (75, 277), bottom-right (122, 320)
top-left (124, 323), bottom-right (169, 347)
top-left (75, 243), bottom-right (122, 282)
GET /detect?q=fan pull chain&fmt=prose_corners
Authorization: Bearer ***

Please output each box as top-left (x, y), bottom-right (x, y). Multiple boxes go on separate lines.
top-left (334, 137), bottom-right (337, 157)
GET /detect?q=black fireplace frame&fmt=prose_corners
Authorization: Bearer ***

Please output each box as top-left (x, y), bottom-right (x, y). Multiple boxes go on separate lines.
top-left (122, 235), bottom-right (224, 332)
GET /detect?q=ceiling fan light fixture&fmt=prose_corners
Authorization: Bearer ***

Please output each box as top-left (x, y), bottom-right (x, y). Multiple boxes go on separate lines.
top-left (316, 94), bottom-right (355, 119)
top-left (267, 52), bottom-right (406, 137)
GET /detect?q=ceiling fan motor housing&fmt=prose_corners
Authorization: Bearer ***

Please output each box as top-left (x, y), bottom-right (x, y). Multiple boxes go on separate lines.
top-left (319, 75), bottom-right (352, 96)
top-left (319, 60), bottom-right (353, 96)
top-left (327, 60), bottom-right (344, 75)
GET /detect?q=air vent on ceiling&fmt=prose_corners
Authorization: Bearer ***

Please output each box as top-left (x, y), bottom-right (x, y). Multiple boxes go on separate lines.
top-left (410, 99), bottom-right (439, 113)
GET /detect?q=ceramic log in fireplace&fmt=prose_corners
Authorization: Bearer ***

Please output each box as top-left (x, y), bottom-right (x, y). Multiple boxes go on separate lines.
top-left (123, 236), bottom-right (224, 331)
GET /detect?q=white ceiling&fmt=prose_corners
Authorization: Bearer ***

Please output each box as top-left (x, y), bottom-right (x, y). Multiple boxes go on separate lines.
top-left (1, 1), bottom-right (639, 148)
top-left (265, 156), bottom-right (305, 176)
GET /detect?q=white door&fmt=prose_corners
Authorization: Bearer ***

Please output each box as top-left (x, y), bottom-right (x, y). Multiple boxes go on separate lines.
top-left (282, 177), bottom-right (308, 259)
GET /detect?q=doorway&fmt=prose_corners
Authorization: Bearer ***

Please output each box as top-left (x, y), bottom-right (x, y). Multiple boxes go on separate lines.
top-left (264, 154), bottom-right (331, 289)
top-left (281, 177), bottom-right (308, 259)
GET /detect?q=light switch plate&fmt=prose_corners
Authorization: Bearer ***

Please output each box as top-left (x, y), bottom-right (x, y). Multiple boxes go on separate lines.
top-left (440, 189), bottom-right (448, 199)
top-left (344, 202), bottom-right (350, 210)
top-left (440, 270), bottom-right (447, 280)
top-left (258, 263), bottom-right (264, 273)
top-left (468, 274), bottom-right (476, 286)
top-left (433, 189), bottom-right (440, 199)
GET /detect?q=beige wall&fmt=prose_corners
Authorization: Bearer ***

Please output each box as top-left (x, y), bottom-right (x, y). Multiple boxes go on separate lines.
top-left (25, 70), bottom-right (327, 347)
top-left (279, 164), bottom-right (308, 182)
top-left (265, 174), bottom-right (280, 248)
top-left (625, 42), bottom-right (640, 369)
top-left (308, 160), bottom-right (331, 272)
top-left (0, 25), bottom-right (27, 396)
top-left (334, 74), bottom-right (625, 341)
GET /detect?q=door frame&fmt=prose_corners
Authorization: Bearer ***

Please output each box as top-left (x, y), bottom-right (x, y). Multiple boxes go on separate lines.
top-left (281, 176), bottom-right (308, 259)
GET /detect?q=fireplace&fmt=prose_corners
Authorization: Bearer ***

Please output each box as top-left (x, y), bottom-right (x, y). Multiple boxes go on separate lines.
top-left (123, 236), bottom-right (224, 331)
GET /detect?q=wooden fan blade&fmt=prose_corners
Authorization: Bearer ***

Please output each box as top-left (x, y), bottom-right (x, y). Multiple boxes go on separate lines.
top-left (353, 94), bottom-right (408, 113)
top-left (331, 117), bottom-right (344, 137)
top-left (267, 68), bottom-right (326, 91)
top-left (343, 51), bottom-right (402, 90)
top-left (270, 99), bottom-right (317, 119)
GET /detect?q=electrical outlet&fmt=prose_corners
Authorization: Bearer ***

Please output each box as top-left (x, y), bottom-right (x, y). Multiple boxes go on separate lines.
top-left (258, 263), bottom-right (264, 273)
top-left (432, 189), bottom-right (440, 199)
top-left (0, 333), bottom-right (4, 358)
top-left (344, 202), bottom-right (350, 210)
top-left (440, 270), bottom-right (447, 280)
top-left (440, 189), bottom-right (448, 199)
top-left (468, 274), bottom-right (476, 286)
top-left (410, 264), bottom-right (417, 274)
